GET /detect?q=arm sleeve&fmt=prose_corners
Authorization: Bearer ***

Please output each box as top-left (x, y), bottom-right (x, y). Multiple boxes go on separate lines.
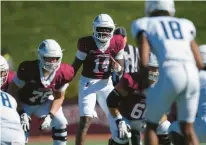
top-left (13, 61), bottom-right (29, 88)
top-left (76, 50), bottom-right (87, 60)
top-left (131, 17), bottom-right (148, 38)
top-left (13, 75), bottom-right (26, 88)
top-left (55, 64), bottom-right (74, 91)
top-left (56, 83), bottom-right (69, 92)
top-left (106, 89), bottom-right (123, 108)
top-left (187, 19), bottom-right (196, 41)
top-left (121, 73), bottom-right (139, 92)
top-left (17, 61), bottom-right (29, 81)
top-left (115, 35), bottom-right (125, 60)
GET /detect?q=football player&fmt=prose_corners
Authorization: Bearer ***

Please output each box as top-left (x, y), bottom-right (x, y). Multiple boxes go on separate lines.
top-left (0, 55), bottom-right (15, 92)
top-left (72, 14), bottom-right (125, 145)
top-left (131, 0), bottom-right (203, 145)
top-left (0, 56), bottom-right (25, 145)
top-left (169, 45), bottom-right (206, 144)
top-left (7, 39), bottom-right (74, 145)
top-left (107, 53), bottom-right (171, 145)
top-left (112, 27), bottom-right (139, 86)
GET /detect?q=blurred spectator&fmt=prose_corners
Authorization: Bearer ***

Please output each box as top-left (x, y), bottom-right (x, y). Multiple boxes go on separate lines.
top-left (112, 27), bottom-right (139, 85)
top-left (2, 48), bottom-right (15, 70)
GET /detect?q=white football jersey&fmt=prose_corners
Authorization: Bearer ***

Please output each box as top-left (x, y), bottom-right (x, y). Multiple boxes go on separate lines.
top-left (131, 16), bottom-right (196, 65)
top-left (0, 90), bottom-right (22, 130)
top-left (198, 70), bottom-right (206, 118)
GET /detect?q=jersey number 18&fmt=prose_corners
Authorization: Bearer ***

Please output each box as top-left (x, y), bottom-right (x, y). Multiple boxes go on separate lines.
top-left (160, 21), bottom-right (183, 40)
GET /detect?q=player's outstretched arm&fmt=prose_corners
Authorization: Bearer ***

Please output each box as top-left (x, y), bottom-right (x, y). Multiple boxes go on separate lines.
top-left (191, 40), bottom-right (204, 70)
top-left (50, 91), bottom-right (65, 115)
top-left (40, 90), bottom-right (65, 130)
top-left (7, 81), bottom-right (31, 132)
top-left (137, 32), bottom-right (150, 68)
top-left (72, 57), bottom-right (83, 76)
top-left (107, 81), bottom-right (128, 118)
top-left (111, 56), bottom-right (124, 76)
top-left (107, 83), bottom-right (131, 140)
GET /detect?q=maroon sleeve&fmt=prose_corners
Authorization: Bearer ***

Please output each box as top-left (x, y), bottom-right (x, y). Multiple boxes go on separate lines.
top-left (17, 61), bottom-right (30, 81)
top-left (7, 70), bottom-right (15, 84)
top-left (55, 64), bottom-right (74, 90)
top-left (115, 35), bottom-right (125, 53)
top-left (77, 37), bottom-right (88, 53)
top-left (62, 64), bottom-right (74, 82)
top-left (119, 73), bottom-right (139, 92)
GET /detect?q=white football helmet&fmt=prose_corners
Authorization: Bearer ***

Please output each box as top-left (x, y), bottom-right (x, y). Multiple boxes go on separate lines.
top-left (148, 52), bottom-right (159, 82)
top-left (199, 45), bottom-right (206, 65)
top-left (145, 0), bottom-right (176, 16)
top-left (0, 55), bottom-right (9, 87)
top-left (93, 14), bottom-right (115, 43)
top-left (37, 39), bottom-right (63, 72)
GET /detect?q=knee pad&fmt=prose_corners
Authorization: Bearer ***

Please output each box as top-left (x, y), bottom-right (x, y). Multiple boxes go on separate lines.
top-left (158, 134), bottom-right (171, 145)
top-left (52, 126), bottom-right (67, 142)
top-left (108, 138), bottom-right (129, 145)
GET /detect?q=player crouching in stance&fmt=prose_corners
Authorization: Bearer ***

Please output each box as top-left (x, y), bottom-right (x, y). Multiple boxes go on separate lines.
top-left (169, 45), bottom-right (206, 144)
top-left (72, 14), bottom-right (125, 145)
top-left (0, 55), bottom-right (25, 145)
top-left (107, 53), bottom-right (171, 145)
top-left (7, 39), bottom-right (74, 145)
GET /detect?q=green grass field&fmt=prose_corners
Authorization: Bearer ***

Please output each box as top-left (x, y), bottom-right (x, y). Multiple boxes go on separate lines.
top-left (2, 1), bottom-right (206, 98)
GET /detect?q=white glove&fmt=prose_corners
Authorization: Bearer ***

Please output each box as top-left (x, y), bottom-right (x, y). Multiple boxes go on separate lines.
top-left (40, 113), bottom-right (54, 130)
top-left (20, 113), bottom-right (31, 132)
top-left (115, 118), bottom-right (131, 140)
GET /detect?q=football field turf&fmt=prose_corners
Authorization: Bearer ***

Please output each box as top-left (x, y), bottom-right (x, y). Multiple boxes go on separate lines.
top-left (28, 135), bottom-right (206, 145)
top-left (28, 141), bottom-right (206, 145)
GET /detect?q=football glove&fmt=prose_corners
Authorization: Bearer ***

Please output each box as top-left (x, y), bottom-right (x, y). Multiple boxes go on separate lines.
top-left (20, 113), bottom-right (31, 132)
top-left (115, 118), bottom-right (131, 140)
top-left (40, 112), bottom-right (54, 130)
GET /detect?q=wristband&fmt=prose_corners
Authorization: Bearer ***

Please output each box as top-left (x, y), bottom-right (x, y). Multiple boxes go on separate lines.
top-left (49, 112), bottom-right (54, 119)
top-left (114, 114), bottom-right (123, 121)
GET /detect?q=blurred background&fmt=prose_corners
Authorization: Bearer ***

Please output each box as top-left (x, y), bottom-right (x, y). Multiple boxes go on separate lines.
top-left (1, 1), bottom-right (206, 145)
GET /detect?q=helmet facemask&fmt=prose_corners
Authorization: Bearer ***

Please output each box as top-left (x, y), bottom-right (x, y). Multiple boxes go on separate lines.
top-left (148, 66), bottom-right (159, 84)
top-left (94, 26), bottom-right (114, 43)
top-left (39, 55), bottom-right (62, 72)
top-left (147, 52), bottom-right (159, 85)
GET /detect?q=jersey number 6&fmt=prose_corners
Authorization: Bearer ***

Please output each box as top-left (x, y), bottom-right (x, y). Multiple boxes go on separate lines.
top-left (130, 103), bottom-right (146, 119)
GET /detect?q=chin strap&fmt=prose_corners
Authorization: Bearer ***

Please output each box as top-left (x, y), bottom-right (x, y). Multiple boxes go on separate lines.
top-left (93, 36), bottom-right (111, 52)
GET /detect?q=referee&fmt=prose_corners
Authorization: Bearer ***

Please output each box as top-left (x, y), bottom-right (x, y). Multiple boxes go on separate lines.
top-left (112, 27), bottom-right (140, 85)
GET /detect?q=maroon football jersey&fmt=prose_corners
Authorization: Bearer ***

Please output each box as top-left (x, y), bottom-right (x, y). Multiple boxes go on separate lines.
top-left (1, 70), bottom-right (15, 92)
top-left (17, 60), bottom-right (74, 105)
top-left (118, 73), bottom-right (146, 120)
top-left (77, 35), bottom-right (124, 79)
